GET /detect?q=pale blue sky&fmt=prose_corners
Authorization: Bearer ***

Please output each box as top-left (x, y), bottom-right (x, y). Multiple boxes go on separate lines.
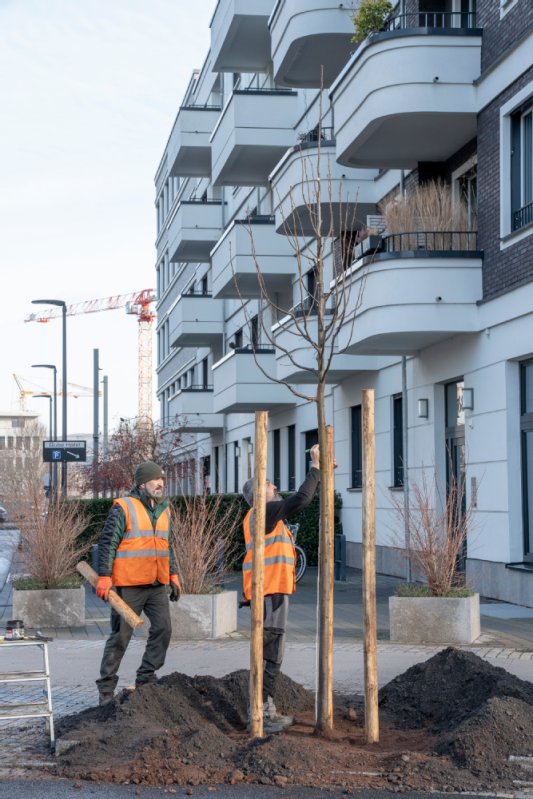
top-left (0, 0), bottom-right (215, 434)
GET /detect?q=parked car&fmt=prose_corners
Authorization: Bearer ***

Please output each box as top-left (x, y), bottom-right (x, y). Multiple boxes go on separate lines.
top-left (0, 506), bottom-right (7, 523)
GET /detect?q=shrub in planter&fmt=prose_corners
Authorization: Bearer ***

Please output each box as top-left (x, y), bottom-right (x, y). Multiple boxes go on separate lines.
top-left (351, 0), bottom-right (393, 43)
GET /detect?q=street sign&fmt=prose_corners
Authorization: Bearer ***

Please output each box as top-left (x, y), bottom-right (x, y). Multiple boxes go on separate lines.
top-left (43, 440), bottom-right (87, 463)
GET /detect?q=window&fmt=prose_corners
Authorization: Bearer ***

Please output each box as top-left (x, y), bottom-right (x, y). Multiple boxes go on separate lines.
top-left (393, 394), bottom-right (404, 487)
top-left (273, 429), bottom-right (281, 489)
top-left (214, 446), bottom-right (220, 493)
top-left (511, 105), bottom-right (533, 231)
top-left (520, 360), bottom-right (533, 561)
top-left (305, 429), bottom-right (319, 475)
top-left (234, 442), bottom-right (239, 493)
top-left (288, 425), bottom-right (296, 490)
top-left (350, 405), bottom-right (362, 489)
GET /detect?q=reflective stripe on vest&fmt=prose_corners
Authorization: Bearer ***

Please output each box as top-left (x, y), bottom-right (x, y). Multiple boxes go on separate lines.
top-left (242, 509), bottom-right (296, 600)
top-left (111, 496), bottom-right (171, 587)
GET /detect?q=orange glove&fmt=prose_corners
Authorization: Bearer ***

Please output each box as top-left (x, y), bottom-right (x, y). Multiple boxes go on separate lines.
top-left (169, 574), bottom-right (181, 602)
top-left (96, 576), bottom-right (113, 601)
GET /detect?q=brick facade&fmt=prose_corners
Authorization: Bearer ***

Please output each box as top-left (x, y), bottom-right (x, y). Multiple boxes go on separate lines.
top-left (478, 0), bottom-right (533, 75)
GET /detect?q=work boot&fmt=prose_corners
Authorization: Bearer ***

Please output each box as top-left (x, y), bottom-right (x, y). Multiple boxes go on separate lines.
top-left (263, 696), bottom-right (293, 733)
top-left (98, 691), bottom-right (114, 706)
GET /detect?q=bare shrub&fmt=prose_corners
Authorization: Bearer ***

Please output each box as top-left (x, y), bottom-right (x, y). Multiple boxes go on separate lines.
top-left (170, 493), bottom-right (241, 595)
top-left (390, 470), bottom-right (475, 596)
top-left (12, 474), bottom-right (93, 588)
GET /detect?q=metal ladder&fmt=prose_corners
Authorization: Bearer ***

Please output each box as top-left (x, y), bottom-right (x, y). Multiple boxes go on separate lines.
top-left (0, 638), bottom-right (54, 748)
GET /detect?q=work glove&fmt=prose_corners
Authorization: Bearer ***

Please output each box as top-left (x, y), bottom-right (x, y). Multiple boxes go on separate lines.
top-left (239, 596), bottom-right (251, 609)
top-left (169, 574), bottom-right (181, 602)
top-left (96, 576), bottom-right (113, 601)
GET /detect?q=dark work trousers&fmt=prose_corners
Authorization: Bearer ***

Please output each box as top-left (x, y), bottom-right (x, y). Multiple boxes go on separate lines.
top-left (96, 584), bottom-right (171, 694)
top-left (263, 593), bottom-right (289, 702)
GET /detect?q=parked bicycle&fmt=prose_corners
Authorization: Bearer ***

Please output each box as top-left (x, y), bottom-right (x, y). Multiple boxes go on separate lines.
top-left (286, 522), bottom-right (307, 583)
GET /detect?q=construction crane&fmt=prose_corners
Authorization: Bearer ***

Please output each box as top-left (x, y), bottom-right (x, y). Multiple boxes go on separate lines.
top-left (13, 374), bottom-right (101, 411)
top-left (24, 289), bottom-right (156, 421)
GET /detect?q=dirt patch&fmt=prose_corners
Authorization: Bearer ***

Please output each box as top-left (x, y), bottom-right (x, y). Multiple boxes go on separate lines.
top-left (53, 649), bottom-right (533, 791)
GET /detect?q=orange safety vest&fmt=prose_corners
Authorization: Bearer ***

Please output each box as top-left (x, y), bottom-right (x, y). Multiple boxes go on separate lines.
top-left (242, 508), bottom-right (296, 600)
top-left (111, 496), bottom-right (171, 587)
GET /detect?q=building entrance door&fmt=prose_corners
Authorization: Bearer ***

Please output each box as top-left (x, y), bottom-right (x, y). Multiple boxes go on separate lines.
top-left (520, 360), bottom-right (533, 562)
top-left (445, 380), bottom-right (467, 573)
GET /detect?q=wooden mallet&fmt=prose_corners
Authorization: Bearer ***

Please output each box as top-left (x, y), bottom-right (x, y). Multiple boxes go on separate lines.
top-left (76, 561), bottom-right (144, 630)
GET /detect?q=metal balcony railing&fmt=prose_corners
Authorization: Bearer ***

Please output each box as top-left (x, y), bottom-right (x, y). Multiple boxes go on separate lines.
top-left (298, 126), bottom-right (336, 146)
top-left (381, 230), bottom-right (478, 252)
top-left (182, 290), bottom-right (213, 297)
top-left (181, 384), bottom-right (214, 392)
top-left (513, 201), bottom-right (533, 232)
top-left (384, 11), bottom-right (478, 31)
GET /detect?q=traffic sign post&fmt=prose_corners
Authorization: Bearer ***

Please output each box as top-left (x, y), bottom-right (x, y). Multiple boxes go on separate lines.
top-left (43, 441), bottom-right (87, 463)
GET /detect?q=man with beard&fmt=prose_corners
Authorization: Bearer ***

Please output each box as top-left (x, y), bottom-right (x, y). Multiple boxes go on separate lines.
top-left (94, 461), bottom-right (182, 705)
top-left (241, 444), bottom-right (320, 732)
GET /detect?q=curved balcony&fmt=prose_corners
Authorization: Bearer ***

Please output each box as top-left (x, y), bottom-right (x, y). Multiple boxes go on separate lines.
top-left (167, 105), bottom-right (221, 178)
top-left (337, 231), bottom-right (482, 355)
top-left (269, 0), bottom-right (355, 88)
top-left (171, 386), bottom-right (224, 433)
top-left (210, 88), bottom-right (301, 187)
top-left (169, 292), bottom-right (224, 348)
top-left (168, 200), bottom-right (225, 263)
top-left (271, 134), bottom-right (379, 237)
top-left (273, 308), bottom-right (389, 383)
top-left (211, 215), bottom-right (295, 299)
top-left (212, 348), bottom-right (296, 413)
top-left (330, 14), bottom-right (482, 169)
top-left (210, 0), bottom-right (273, 73)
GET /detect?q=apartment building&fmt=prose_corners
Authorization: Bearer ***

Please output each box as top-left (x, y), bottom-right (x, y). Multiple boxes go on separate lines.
top-left (155, 0), bottom-right (533, 605)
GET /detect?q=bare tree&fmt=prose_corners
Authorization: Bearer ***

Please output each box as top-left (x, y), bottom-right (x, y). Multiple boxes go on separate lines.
top-left (233, 94), bottom-right (372, 732)
top-left (0, 418), bottom-right (48, 516)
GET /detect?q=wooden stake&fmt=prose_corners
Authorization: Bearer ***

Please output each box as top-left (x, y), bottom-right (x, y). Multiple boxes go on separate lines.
top-left (76, 561), bottom-right (144, 629)
top-left (362, 389), bottom-right (379, 743)
top-left (316, 424), bottom-right (335, 733)
top-left (249, 410), bottom-right (268, 738)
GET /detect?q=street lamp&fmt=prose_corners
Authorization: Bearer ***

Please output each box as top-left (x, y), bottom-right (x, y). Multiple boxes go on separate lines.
top-left (32, 299), bottom-right (67, 497)
top-left (33, 393), bottom-right (53, 497)
top-left (32, 363), bottom-right (57, 496)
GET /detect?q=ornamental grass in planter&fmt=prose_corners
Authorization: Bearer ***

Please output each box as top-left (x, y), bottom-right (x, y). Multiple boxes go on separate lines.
top-left (389, 471), bottom-right (480, 644)
top-left (168, 491), bottom-right (241, 639)
top-left (10, 473), bottom-right (93, 629)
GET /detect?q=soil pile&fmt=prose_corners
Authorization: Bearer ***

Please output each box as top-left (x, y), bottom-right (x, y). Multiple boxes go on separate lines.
top-left (53, 649), bottom-right (533, 791)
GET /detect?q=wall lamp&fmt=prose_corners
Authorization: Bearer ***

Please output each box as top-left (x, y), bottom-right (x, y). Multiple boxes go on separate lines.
top-left (463, 388), bottom-right (474, 411)
top-left (417, 398), bottom-right (429, 419)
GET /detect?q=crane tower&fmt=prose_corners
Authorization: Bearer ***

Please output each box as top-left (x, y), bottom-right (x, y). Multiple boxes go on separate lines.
top-left (25, 289), bottom-right (156, 421)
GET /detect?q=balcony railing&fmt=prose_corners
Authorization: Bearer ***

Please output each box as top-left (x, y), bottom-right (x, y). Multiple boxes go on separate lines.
top-left (181, 384), bottom-right (214, 391)
top-left (513, 201), bottom-right (533, 232)
top-left (297, 126), bottom-right (335, 147)
top-left (383, 11), bottom-right (478, 31)
top-left (381, 230), bottom-right (478, 253)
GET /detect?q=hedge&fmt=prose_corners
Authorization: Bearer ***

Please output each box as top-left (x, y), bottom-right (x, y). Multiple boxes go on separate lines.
top-left (77, 490), bottom-right (343, 570)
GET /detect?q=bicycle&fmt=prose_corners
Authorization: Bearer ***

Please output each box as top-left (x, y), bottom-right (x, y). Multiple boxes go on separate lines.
top-left (286, 522), bottom-right (307, 583)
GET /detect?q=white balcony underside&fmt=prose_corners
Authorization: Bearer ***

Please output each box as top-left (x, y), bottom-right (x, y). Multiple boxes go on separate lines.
top-left (276, 354), bottom-right (390, 383)
top-left (170, 146), bottom-right (211, 178)
top-left (167, 107), bottom-right (220, 178)
top-left (270, 2), bottom-right (355, 87)
top-left (211, 0), bottom-right (272, 73)
top-left (331, 33), bottom-right (481, 168)
top-left (213, 351), bottom-right (296, 413)
top-left (338, 254), bottom-right (482, 355)
top-left (168, 202), bottom-right (224, 263)
top-left (169, 296), bottom-right (224, 348)
top-left (171, 390), bottom-right (224, 432)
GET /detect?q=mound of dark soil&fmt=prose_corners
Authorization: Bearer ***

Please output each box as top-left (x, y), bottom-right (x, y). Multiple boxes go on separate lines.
top-left (379, 647), bottom-right (533, 732)
top-left (53, 651), bottom-right (533, 792)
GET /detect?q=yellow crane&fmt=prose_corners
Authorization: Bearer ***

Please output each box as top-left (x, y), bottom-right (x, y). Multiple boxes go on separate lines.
top-left (13, 374), bottom-right (100, 411)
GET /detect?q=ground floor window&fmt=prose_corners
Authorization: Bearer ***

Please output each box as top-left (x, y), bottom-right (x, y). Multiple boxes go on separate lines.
top-left (520, 360), bottom-right (533, 561)
top-left (350, 405), bottom-right (362, 489)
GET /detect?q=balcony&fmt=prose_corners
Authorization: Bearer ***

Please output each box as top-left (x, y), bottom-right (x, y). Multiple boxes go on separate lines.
top-left (269, 0), bottom-right (355, 88)
top-left (212, 347), bottom-right (296, 413)
top-left (330, 12), bottom-right (482, 169)
top-left (210, 0), bottom-right (273, 73)
top-left (169, 292), bottom-right (224, 348)
top-left (211, 215), bottom-right (295, 299)
top-left (172, 387), bottom-right (224, 432)
top-left (337, 231), bottom-right (482, 355)
top-left (273, 309), bottom-right (388, 383)
top-left (168, 200), bottom-right (225, 263)
top-left (271, 132), bottom-right (379, 236)
top-left (167, 105), bottom-right (221, 178)
top-left (210, 88), bottom-right (301, 187)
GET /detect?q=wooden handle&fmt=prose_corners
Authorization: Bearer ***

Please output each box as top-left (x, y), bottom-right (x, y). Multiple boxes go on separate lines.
top-left (76, 561), bottom-right (144, 630)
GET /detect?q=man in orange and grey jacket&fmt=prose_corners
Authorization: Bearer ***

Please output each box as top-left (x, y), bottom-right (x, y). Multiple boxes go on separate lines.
top-left (95, 461), bottom-right (181, 705)
top-left (241, 444), bottom-right (320, 732)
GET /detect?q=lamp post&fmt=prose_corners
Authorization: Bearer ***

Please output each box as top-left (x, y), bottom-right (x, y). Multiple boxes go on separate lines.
top-left (32, 299), bottom-right (67, 497)
top-left (33, 393), bottom-right (53, 497)
top-left (32, 363), bottom-right (57, 496)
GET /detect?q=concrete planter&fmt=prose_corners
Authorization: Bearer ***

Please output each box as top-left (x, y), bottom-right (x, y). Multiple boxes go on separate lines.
top-left (12, 585), bottom-right (86, 629)
top-left (169, 590), bottom-right (238, 640)
top-left (389, 593), bottom-right (480, 644)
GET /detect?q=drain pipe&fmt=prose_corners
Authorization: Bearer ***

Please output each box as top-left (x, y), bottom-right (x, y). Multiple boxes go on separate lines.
top-left (402, 355), bottom-right (412, 583)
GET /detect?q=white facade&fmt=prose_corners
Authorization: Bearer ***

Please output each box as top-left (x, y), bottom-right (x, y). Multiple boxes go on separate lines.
top-left (155, 0), bottom-right (533, 605)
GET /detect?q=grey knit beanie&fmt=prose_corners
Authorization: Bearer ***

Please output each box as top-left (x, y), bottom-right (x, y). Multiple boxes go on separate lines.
top-left (135, 461), bottom-right (164, 485)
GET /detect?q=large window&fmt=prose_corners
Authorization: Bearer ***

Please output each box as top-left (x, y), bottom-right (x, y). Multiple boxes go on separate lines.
top-left (350, 405), bottom-right (362, 489)
top-left (273, 429), bottom-right (280, 489)
top-left (520, 360), bottom-right (533, 561)
top-left (393, 394), bottom-right (404, 487)
top-left (511, 105), bottom-right (533, 231)
top-left (288, 425), bottom-right (295, 490)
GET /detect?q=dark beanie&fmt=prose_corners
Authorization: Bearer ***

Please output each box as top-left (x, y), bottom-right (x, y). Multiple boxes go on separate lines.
top-left (242, 478), bottom-right (254, 507)
top-left (135, 461), bottom-right (164, 485)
